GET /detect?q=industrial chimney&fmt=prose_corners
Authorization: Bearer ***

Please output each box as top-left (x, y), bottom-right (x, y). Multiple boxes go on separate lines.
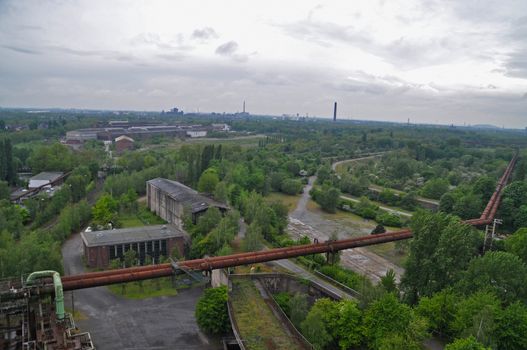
top-left (333, 101), bottom-right (337, 121)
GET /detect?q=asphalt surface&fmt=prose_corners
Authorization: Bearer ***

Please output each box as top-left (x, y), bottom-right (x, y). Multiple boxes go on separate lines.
top-left (289, 176), bottom-right (405, 283)
top-left (62, 233), bottom-right (223, 350)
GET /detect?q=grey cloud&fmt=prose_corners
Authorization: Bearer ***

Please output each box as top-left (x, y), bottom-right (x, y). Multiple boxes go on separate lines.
top-left (130, 32), bottom-right (193, 51)
top-left (191, 27), bottom-right (218, 41)
top-left (215, 41), bottom-right (248, 62)
top-left (2, 45), bottom-right (40, 55)
top-left (215, 41), bottom-right (239, 55)
top-left (503, 17), bottom-right (527, 78)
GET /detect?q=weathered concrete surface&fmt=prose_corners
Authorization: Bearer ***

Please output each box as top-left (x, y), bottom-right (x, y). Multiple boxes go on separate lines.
top-left (62, 233), bottom-right (222, 350)
top-left (290, 176), bottom-right (404, 283)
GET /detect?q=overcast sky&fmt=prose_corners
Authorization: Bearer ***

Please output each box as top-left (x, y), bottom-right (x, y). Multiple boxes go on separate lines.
top-left (1, 0), bottom-right (526, 127)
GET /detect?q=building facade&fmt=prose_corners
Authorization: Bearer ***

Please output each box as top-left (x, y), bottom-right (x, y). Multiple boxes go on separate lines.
top-left (115, 135), bottom-right (134, 153)
top-left (146, 178), bottom-right (228, 229)
top-left (81, 225), bottom-right (187, 268)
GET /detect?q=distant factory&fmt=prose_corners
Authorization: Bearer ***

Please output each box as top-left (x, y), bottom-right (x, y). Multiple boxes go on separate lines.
top-left (64, 122), bottom-right (231, 146)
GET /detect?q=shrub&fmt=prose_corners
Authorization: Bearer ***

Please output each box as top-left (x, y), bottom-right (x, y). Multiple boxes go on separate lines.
top-left (195, 286), bottom-right (230, 334)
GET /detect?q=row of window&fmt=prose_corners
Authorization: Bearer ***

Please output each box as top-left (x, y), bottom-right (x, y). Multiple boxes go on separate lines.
top-left (108, 239), bottom-right (168, 264)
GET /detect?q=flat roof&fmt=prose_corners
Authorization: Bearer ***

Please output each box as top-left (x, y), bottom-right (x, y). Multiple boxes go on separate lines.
top-left (30, 172), bottom-right (64, 181)
top-left (81, 224), bottom-right (186, 247)
top-left (147, 178), bottom-right (228, 213)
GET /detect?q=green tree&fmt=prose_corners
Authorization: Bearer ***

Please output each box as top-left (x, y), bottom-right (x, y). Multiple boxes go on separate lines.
top-left (363, 293), bottom-right (427, 349)
top-left (444, 337), bottom-right (491, 350)
top-left (313, 185), bottom-right (340, 213)
top-left (316, 166), bottom-right (331, 185)
top-left (195, 207), bottom-right (222, 236)
top-left (289, 293), bottom-right (309, 328)
top-left (473, 176), bottom-right (495, 201)
top-left (451, 292), bottom-right (501, 347)
top-left (0, 181), bottom-right (8, 200)
top-left (452, 193), bottom-right (483, 220)
top-left (213, 181), bottom-right (229, 203)
top-left (460, 251), bottom-right (527, 305)
top-left (195, 286), bottom-right (230, 334)
top-left (505, 227), bottom-right (527, 264)
top-left (198, 168), bottom-right (219, 193)
top-left (280, 178), bottom-right (303, 195)
top-left (301, 298), bottom-right (338, 349)
top-left (416, 289), bottom-right (460, 338)
top-left (495, 302), bottom-right (527, 350)
top-left (380, 269), bottom-right (398, 294)
top-left (402, 211), bottom-right (455, 303)
top-left (335, 299), bottom-right (363, 349)
top-left (420, 178), bottom-right (449, 199)
top-left (243, 223), bottom-right (262, 252)
top-left (92, 194), bottom-right (118, 227)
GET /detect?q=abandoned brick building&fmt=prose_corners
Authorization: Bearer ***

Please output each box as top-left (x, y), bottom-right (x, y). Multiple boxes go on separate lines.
top-left (81, 225), bottom-right (187, 268)
top-left (146, 178), bottom-right (228, 229)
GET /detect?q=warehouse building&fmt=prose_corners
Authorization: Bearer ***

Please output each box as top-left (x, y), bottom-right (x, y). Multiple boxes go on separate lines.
top-left (81, 225), bottom-right (187, 268)
top-left (146, 178), bottom-right (228, 229)
top-left (28, 172), bottom-right (64, 189)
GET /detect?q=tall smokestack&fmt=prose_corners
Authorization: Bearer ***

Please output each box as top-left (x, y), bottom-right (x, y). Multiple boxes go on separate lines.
top-left (333, 101), bottom-right (337, 121)
top-left (243, 100), bottom-right (246, 113)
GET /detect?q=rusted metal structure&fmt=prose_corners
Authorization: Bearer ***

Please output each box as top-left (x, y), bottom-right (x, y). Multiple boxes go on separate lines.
top-left (58, 153), bottom-right (517, 291)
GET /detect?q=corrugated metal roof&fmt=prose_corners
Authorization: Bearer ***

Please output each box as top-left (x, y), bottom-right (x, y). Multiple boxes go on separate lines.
top-left (147, 178), bottom-right (228, 213)
top-left (81, 224), bottom-right (186, 247)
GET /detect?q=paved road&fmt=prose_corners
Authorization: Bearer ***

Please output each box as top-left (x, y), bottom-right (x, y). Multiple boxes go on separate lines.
top-left (62, 233), bottom-right (222, 350)
top-left (331, 153), bottom-right (384, 171)
top-left (290, 177), bottom-right (405, 283)
top-left (333, 154), bottom-right (439, 208)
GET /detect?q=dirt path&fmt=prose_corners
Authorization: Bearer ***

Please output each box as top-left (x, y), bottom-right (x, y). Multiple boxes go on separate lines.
top-left (289, 177), bottom-right (404, 283)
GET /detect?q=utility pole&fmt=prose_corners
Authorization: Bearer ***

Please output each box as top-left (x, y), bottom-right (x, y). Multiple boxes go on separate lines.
top-left (484, 218), bottom-right (502, 252)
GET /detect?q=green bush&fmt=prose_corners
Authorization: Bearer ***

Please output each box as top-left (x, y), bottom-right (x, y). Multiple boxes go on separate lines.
top-left (195, 286), bottom-right (230, 334)
top-left (375, 211), bottom-right (402, 227)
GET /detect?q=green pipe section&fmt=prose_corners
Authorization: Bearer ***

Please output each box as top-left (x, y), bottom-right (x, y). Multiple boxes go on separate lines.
top-left (26, 270), bottom-right (65, 320)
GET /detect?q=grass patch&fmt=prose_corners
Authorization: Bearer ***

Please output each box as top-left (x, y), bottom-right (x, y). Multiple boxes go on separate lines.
top-left (265, 192), bottom-right (301, 213)
top-left (230, 279), bottom-right (303, 350)
top-left (117, 203), bottom-right (166, 228)
top-left (107, 277), bottom-right (178, 299)
top-left (367, 242), bottom-right (408, 267)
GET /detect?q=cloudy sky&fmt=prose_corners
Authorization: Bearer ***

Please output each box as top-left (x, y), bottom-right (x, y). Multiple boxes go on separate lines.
top-left (1, 0), bottom-right (526, 127)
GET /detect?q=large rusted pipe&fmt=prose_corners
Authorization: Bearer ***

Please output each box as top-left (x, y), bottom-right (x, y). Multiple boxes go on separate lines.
top-left (63, 267), bottom-right (173, 291)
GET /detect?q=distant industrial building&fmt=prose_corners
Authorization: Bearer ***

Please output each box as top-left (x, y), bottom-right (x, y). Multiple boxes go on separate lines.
top-left (66, 129), bottom-right (99, 141)
top-left (212, 123), bottom-right (231, 131)
top-left (65, 123), bottom-right (217, 143)
top-left (186, 130), bottom-right (207, 138)
top-left (114, 135), bottom-right (134, 153)
top-left (81, 225), bottom-right (187, 268)
top-left (28, 172), bottom-right (64, 189)
top-left (146, 178), bottom-right (228, 229)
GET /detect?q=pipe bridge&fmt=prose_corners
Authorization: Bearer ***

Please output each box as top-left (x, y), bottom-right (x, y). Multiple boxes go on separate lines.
top-left (39, 153), bottom-right (519, 292)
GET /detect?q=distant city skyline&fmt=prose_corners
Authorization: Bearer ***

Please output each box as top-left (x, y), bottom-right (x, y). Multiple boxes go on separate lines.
top-left (1, 0), bottom-right (526, 127)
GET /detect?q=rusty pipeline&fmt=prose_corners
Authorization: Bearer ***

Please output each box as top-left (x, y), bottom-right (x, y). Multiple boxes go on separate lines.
top-left (56, 154), bottom-right (517, 291)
